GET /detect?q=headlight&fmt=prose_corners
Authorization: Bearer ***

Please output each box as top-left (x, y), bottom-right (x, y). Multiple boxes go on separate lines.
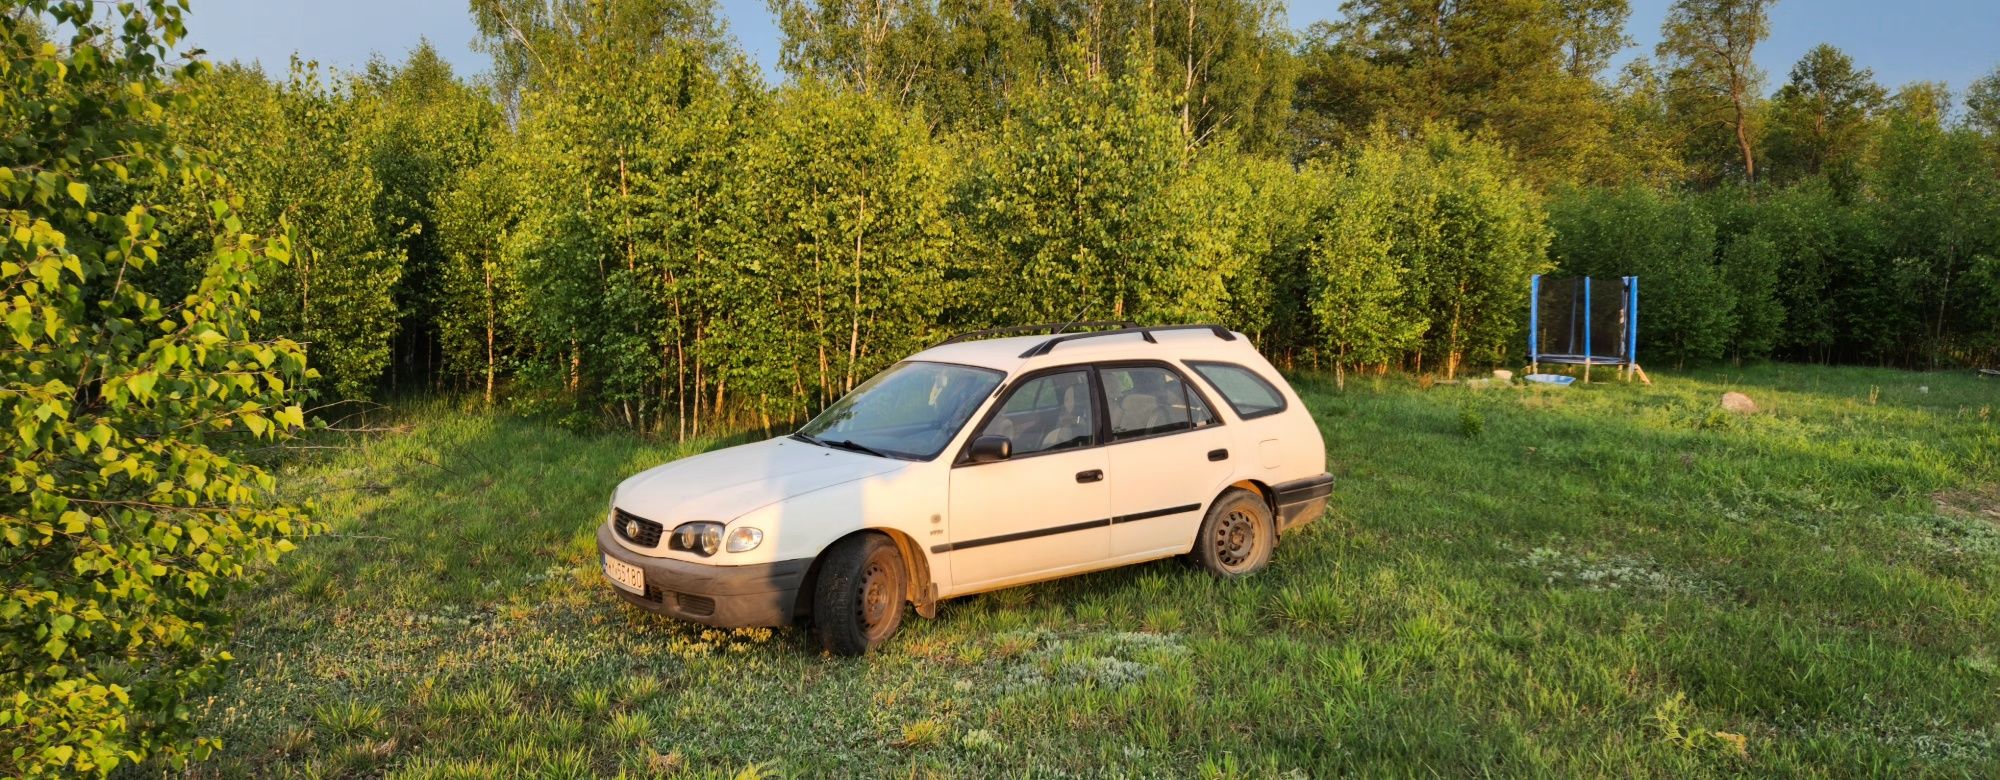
top-left (670, 521), bottom-right (724, 556)
top-left (725, 526), bottom-right (763, 553)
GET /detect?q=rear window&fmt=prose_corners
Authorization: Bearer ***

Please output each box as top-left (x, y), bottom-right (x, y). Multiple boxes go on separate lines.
top-left (1187, 361), bottom-right (1286, 419)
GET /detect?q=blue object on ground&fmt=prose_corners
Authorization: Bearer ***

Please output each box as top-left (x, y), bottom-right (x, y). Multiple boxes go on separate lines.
top-left (1524, 374), bottom-right (1575, 386)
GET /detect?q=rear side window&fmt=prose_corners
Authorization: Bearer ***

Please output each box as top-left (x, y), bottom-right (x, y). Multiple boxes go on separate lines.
top-left (1188, 361), bottom-right (1286, 420)
top-left (1101, 365), bottom-right (1218, 441)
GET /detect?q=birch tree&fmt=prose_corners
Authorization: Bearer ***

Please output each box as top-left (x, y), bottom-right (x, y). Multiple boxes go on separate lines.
top-left (1657, 0), bottom-right (1773, 183)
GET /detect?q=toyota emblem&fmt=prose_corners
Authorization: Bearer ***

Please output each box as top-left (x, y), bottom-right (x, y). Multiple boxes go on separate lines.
top-left (625, 519), bottom-right (640, 538)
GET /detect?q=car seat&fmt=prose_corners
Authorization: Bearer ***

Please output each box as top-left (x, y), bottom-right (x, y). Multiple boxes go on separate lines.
top-left (1040, 382), bottom-right (1091, 450)
top-left (1114, 371), bottom-right (1173, 434)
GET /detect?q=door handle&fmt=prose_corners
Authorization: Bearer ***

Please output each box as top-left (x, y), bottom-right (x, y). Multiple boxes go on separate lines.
top-left (1207, 448), bottom-right (1229, 462)
top-left (1075, 469), bottom-right (1104, 483)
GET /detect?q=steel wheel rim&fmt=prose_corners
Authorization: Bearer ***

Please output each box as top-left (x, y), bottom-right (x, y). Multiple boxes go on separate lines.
top-left (857, 556), bottom-right (898, 640)
top-left (1215, 508), bottom-right (1260, 570)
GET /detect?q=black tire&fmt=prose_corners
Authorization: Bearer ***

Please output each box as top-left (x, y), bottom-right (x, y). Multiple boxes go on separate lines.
top-left (811, 534), bottom-right (907, 656)
top-left (1191, 489), bottom-right (1276, 577)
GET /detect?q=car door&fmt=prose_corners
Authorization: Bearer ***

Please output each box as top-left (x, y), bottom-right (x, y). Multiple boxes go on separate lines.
top-left (1099, 363), bottom-right (1233, 559)
top-left (946, 368), bottom-right (1111, 588)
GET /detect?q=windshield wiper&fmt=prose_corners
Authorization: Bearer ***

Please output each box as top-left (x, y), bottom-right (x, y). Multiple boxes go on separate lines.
top-left (816, 437), bottom-right (893, 459)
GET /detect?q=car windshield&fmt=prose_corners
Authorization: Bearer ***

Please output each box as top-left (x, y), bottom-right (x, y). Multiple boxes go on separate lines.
top-left (795, 361), bottom-right (1004, 460)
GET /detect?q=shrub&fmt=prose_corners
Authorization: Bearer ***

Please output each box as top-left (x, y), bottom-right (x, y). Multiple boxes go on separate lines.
top-left (0, 2), bottom-right (317, 775)
top-left (1305, 126), bottom-right (1550, 382)
top-left (1458, 406), bottom-right (1486, 438)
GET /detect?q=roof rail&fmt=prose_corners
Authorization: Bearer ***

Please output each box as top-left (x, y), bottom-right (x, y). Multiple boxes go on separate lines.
top-left (1018, 324), bottom-right (1237, 358)
top-left (936, 320), bottom-right (1140, 346)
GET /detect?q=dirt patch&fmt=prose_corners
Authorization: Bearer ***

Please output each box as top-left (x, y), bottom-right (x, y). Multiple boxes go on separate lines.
top-left (1935, 485), bottom-right (2000, 526)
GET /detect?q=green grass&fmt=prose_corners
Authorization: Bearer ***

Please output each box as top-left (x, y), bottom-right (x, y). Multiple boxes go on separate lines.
top-left (175, 366), bottom-right (2000, 778)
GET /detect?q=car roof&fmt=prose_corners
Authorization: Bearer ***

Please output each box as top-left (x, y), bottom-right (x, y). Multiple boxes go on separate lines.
top-left (907, 327), bottom-right (1260, 375)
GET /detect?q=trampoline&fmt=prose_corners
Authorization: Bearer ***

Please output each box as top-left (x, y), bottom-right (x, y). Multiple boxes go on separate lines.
top-left (1529, 275), bottom-right (1647, 383)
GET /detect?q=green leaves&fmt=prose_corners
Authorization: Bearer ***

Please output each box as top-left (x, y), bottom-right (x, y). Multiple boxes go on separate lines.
top-left (771, 0), bottom-right (1297, 154)
top-left (1549, 185), bottom-right (1734, 366)
top-left (1298, 126), bottom-right (1551, 380)
top-left (1, 2), bottom-right (319, 777)
top-left (1656, 0), bottom-right (1777, 184)
top-left (159, 61), bottom-right (406, 400)
top-left (1299, 0), bottom-right (1633, 184)
top-left (962, 68), bottom-right (1192, 326)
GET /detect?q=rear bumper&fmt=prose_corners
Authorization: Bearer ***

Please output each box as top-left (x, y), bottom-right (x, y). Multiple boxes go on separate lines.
top-left (596, 523), bottom-right (812, 628)
top-left (1272, 473), bottom-right (1333, 531)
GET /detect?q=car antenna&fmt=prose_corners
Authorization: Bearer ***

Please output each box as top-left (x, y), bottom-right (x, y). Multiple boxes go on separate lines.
top-left (1050, 307), bottom-right (1088, 336)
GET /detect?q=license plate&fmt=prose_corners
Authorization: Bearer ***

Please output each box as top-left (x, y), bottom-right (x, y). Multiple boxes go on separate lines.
top-left (603, 554), bottom-right (644, 593)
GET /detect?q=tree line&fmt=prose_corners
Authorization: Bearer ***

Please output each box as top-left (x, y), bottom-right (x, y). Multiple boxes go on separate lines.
top-left (150, 0), bottom-right (1999, 435)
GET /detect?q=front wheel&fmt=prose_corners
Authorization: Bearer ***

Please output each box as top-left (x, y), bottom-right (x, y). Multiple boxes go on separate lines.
top-left (1191, 490), bottom-right (1276, 577)
top-left (811, 534), bottom-right (907, 656)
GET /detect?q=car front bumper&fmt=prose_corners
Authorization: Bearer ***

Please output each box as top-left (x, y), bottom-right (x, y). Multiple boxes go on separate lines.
top-left (596, 523), bottom-right (812, 628)
top-left (1273, 473), bottom-right (1334, 532)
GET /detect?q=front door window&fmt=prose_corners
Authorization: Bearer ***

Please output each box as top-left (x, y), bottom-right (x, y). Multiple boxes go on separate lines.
top-left (976, 370), bottom-right (1096, 455)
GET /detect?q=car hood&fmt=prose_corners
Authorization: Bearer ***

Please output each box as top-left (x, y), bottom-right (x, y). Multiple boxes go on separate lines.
top-left (614, 436), bottom-right (907, 525)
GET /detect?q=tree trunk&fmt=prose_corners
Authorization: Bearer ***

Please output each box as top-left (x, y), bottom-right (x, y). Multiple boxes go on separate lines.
top-left (1096, 0), bottom-right (1106, 77)
top-left (619, 154), bottom-right (635, 270)
top-left (1735, 111), bottom-right (1756, 182)
top-left (693, 324), bottom-right (705, 437)
top-left (1731, 68), bottom-right (1756, 182)
top-left (814, 248), bottom-right (829, 400)
top-left (1182, 0), bottom-right (1196, 140)
top-left (715, 373), bottom-right (727, 431)
top-left (1933, 261), bottom-right (1955, 368)
top-left (1446, 281), bottom-right (1465, 380)
top-left (483, 262), bottom-right (496, 406)
top-left (848, 193), bottom-right (865, 392)
top-left (674, 306), bottom-right (686, 443)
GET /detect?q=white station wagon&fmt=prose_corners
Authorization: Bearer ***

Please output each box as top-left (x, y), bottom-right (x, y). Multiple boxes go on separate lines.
top-left (599, 323), bottom-right (1332, 654)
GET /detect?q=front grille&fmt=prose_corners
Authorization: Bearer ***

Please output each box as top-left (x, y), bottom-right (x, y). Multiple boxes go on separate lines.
top-left (675, 593), bottom-right (716, 617)
top-left (641, 583), bottom-right (666, 603)
top-left (613, 508), bottom-right (664, 548)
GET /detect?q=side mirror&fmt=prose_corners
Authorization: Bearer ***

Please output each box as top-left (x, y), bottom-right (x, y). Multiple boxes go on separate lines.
top-left (968, 435), bottom-right (1013, 464)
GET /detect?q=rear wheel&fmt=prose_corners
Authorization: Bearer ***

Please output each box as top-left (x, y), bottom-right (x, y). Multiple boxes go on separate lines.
top-left (1191, 490), bottom-right (1276, 577)
top-left (811, 534), bottom-right (907, 656)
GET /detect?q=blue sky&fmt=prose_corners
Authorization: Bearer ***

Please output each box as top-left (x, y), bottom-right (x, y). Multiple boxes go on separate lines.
top-left (183, 1), bottom-right (1997, 96)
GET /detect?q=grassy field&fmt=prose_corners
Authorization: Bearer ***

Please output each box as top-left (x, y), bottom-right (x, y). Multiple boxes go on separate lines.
top-left (171, 364), bottom-right (1999, 778)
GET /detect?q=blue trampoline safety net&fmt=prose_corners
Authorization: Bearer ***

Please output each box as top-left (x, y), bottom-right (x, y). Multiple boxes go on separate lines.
top-left (1531, 276), bottom-right (1636, 366)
